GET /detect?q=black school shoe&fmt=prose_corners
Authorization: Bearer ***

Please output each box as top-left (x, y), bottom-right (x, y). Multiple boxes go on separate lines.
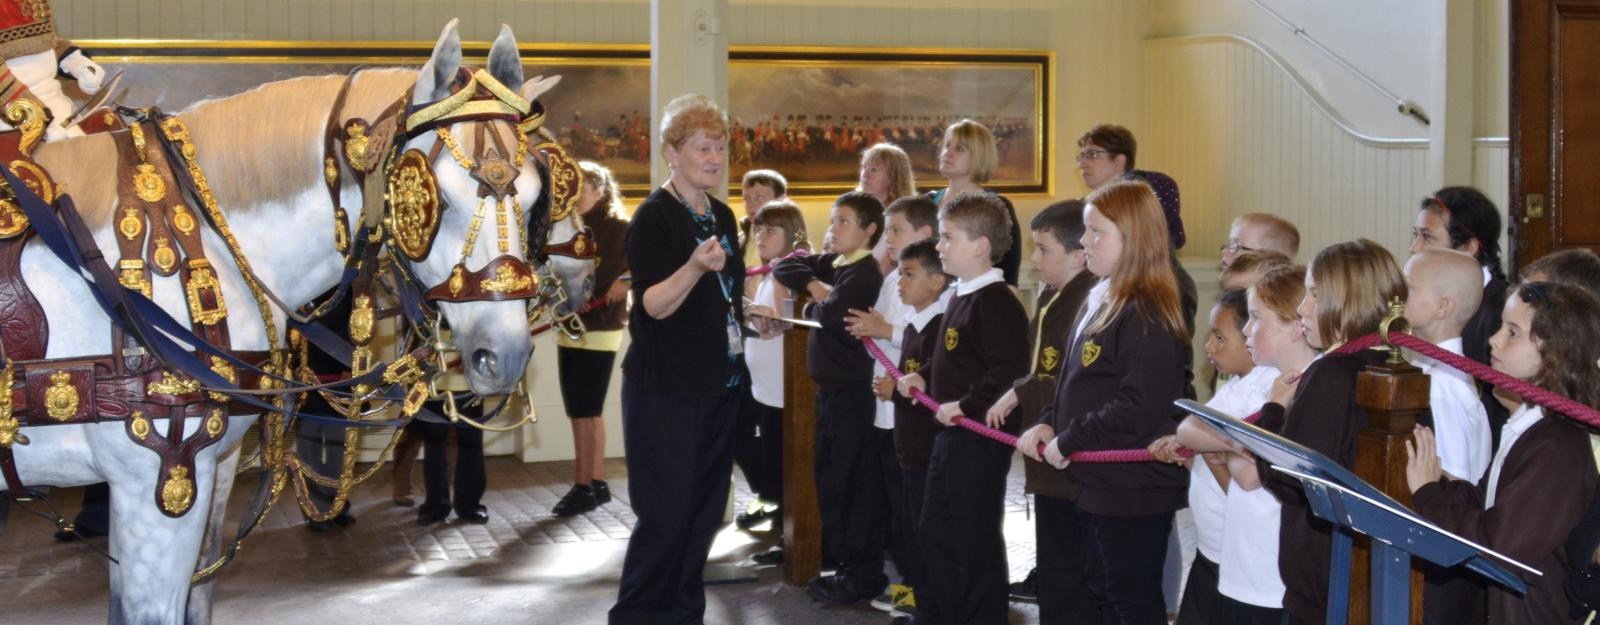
top-left (805, 573), bottom-right (878, 606)
top-left (552, 484), bottom-right (598, 517)
top-left (592, 480), bottom-right (612, 505)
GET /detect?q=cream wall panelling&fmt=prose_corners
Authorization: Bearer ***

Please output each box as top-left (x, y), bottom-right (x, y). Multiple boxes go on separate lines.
top-left (1144, 35), bottom-right (1432, 263)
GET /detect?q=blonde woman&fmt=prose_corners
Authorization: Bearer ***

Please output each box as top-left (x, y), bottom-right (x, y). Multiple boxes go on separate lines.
top-left (551, 161), bottom-right (631, 517)
top-left (929, 120), bottom-right (1022, 285)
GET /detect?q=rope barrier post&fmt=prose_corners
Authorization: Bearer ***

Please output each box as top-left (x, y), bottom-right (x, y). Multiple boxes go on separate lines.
top-left (1348, 322), bottom-right (1430, 625)
top-left (779, 297), bottom-right (822, 586)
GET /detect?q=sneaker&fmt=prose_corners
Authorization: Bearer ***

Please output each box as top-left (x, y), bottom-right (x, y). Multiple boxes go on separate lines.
top-left (592, 480), bottom-right (612, 505)
top-left (735, 504), bottom-right (775, 530)
top-left (1008, 568), bottom-right (1038, 602)
top-left (871, 583), bottom-right (913, 612)
top-left (551, 484), bottom-right (598, 517)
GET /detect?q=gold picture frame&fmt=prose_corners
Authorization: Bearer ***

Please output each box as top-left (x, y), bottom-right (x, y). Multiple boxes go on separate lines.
top-left (78, 41), bottom-right (1051, 197)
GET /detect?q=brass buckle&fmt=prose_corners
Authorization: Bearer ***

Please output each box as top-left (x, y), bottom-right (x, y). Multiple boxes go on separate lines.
top-left (382, 355), bottom-right (424, 386)
top-left (184, 259), bottom-right (228, 326)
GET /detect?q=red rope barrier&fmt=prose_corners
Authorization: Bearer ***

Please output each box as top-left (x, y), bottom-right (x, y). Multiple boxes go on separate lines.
top-left (859, 335), bottom-right (1384, 463)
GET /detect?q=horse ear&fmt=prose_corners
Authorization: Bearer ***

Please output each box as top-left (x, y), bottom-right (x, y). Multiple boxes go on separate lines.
top-left (487, 24), bottom-right (524, 89)
top-left (519, 74), bottom-right (562, 104)
top-left (413, 18), bottom-right (462, 105)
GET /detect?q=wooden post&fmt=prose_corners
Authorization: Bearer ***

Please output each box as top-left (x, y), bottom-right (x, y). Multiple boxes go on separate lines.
top-left (780, 322), bottom-right (821, 585)
top-left (1349, 344), bottom-right (1431, 625)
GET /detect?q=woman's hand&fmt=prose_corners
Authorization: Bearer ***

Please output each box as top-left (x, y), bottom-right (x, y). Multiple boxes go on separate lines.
top-left (845, 308), bottom-right (892, 339)
top-left (1405, 425), bottom-right (1443, 494)
top-left (896, 373), bottom-right (925, 399)
top-left (689, 238), bottom-right (726, 273)
top-left (1268, 368), bottom-right (1303, 406)
top-left (1017, 423), bottom-right (1055, 462)
top-left (985, 389), bottom-right (1019, 428)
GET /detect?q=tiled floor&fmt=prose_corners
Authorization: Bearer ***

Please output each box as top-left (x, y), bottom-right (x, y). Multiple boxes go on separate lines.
top-left (0, 456), bottom-right (1043, 624)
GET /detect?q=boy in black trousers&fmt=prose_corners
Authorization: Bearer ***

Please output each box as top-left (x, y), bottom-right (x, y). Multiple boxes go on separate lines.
top-left (897, 192), bottom-right (1030, 625)
top-left (775, 191), bottom-right (887, 604)
top-left (872, 238), bottom-right (953, 620)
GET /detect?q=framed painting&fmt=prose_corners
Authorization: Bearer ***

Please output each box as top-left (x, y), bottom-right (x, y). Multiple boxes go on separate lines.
top-left (75, 42), bottom-right (1050, 197)
top-left (729, 47), bottom-right (1051, 197)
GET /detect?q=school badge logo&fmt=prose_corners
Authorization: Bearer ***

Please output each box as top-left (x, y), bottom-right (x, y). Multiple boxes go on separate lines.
top-left (1081, 339), bottom-right (1101, 367)
top-left (1040, 346), bottom-right (1060, 373)
top-left (945, 328), bottom-right (959, 351)
top-left (904, 358), bottom-right (921, 374)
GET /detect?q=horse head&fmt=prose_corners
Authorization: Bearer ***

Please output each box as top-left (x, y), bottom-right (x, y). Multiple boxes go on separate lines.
top-left (389, 21), bottom-right (592, 394)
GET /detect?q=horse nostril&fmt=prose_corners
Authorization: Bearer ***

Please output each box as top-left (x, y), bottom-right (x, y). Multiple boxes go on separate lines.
top-left (471, 349), bottom-right (499, 380)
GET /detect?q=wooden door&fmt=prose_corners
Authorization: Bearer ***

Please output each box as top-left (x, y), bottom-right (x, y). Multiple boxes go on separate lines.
top-left (1511, 0), bottom-right (1600, 269)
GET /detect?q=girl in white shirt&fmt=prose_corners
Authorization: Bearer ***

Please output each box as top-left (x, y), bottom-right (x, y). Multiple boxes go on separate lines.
top-left (737, 201), bottom-right (807, 530)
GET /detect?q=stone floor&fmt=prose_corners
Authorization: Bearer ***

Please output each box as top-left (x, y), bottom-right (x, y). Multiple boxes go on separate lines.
top-left (0, 456), bottom-right (1044, 624)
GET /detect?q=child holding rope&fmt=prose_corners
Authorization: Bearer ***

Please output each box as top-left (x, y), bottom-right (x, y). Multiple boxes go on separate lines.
top-left (1407, 281), bottom-right (1600, 625)
top-left (871, 238), bottom-right (952, 621)
top-left (1174, 267), bottom-right (1309, 624)
top-left (734, 200), bottom-right (807, 549)
top-left (845, 194), bottom-right (941, 615)
top-left (774, 191), bottom-right (887, 605)
top-left (1015, 180), bottom-right (1190, 625)
top-left (895, 191), bottom-right (1029, 625)
top-left (1254, 239), bottom-right (1404, 625)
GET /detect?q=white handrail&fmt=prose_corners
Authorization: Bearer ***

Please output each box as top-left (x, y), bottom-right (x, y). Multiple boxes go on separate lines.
top-left (1248, 0), bottom-right (1429, 125)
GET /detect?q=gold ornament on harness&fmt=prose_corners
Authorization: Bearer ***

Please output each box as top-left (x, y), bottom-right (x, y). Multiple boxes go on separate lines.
top-left (0, 199), bottom-right (25, 238)
top-left (209, 356), bottom-right (237, 403)
top-left (448, 265), bottom-right (466, 297)
top-left (149, 371), bottom-right (201, 396)
top-left (403, 381), bottom-right (429, 417)
top-left (0, 361), bottom-right (23, 447)
top-left (119, 206), bottom-right (143, 240)
top-left (162, 466), bottom-right (195, 516)
top-left (350, 295), bottom-right (374, 343)
top-left (130, 411), bottom-right (150, 439)
top-left (344, 122), bottom-right (370, 172)
top-left (481, 263), bottom-right (533, 294)
top-left (333, 207), bottom-right (350, 254)
top-left (185, 259), bottom-right (228, 326)
top-left (172, 206), bottom-right (197, 236)
top-left (323, 156), bottom-right (338, 186)
top-left (383, 354), bottom-right (425, 386)
top-left (45, 370), bottom-right (78, 421)
top-left (153, 236), bottom-right (177, 273)
top-left (134, 163), bottom-right (167, 202)
top-left (3, 99), bottom-right (46, 158)
top-left (118, 259), bottom-right (151, 297)
top-left (205, 408), bottom-right (226, 438)
top-left (388, 150), bottom-right (441, 261)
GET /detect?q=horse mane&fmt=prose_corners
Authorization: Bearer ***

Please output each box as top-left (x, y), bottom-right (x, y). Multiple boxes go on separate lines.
top-left (34, 68), bottom-right (418, 231)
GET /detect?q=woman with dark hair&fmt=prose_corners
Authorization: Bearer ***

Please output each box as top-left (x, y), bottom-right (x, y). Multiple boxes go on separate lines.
top-left (610, 94), bottom-right (746, 625)
top-left (1409, 186), bottom-right (1506, 365)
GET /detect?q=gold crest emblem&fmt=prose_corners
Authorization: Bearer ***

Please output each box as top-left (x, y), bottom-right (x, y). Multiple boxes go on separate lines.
top-left (945, 328), bottom-right (959, 351)
top-left (130, 411), bottom-right (151, 439)
top-left (1081, 339), bottom-right (1102, 367)
top-left (205, 408), bottom-right (226, 438)
top-left (171, 207), bottom-right (196, 235)
top-left (343, 121), bottom-right (370, 172)
top-left (323, 156), bottom-right (338, 186)
top-left (161, 466), bottom-right (195, 516)
top-left (45, 370), bottom-right (78, 421)
top-left (119, 206), bottom-right (143, 240)
top-left (350, 295), bottom-right (374, 343)
top-left (388, 149), bottom-right (441, 261)
top-left (153, 236), bottom-right (177, 273)
top-left (134, 163), bottom-right (167, 202)
top-left (1040, 346), bottom-right (1061, 373)
top-left (904, 358), bottom-right (921, 374)
top-left (149, 371), bottom-right (201, 396)
top-left (448, 265), bottom-right (466, 297)
top-left (481, 264), bottom-right (533, 293)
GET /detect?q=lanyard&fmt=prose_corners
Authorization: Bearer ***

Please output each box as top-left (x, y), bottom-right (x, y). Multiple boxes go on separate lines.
top-left (667, 183), bottom-right (743, 381)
